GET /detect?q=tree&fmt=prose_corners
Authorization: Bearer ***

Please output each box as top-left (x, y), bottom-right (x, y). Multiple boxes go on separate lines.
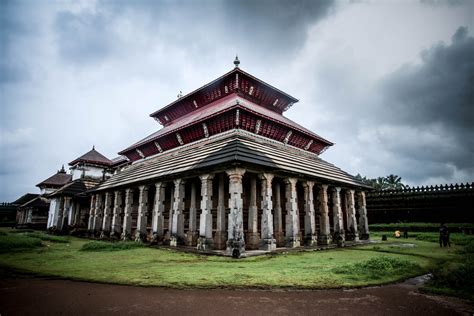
top-left (355, 174), bottom-right (406, 191)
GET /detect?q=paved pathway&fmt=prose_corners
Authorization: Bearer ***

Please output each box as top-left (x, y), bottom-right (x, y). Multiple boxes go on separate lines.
top-left (0, 276), bottom-right (472, 315)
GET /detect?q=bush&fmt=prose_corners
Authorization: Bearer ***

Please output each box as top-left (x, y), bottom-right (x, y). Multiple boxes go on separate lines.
top-left (81, 241), bottom-right (145, 252)
top-left (24, 232), bottom-right (69, 243)
top-left (0, 234), bottom-right (43, 253)
top-left (333, 256), bottom-right (421, 279)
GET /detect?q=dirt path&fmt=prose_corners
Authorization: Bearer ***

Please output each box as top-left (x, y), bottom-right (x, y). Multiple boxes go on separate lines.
top-left (0, 276), bottom-right (472, 315)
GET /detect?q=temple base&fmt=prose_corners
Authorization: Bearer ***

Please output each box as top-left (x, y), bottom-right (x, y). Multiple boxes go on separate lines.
top-left (285, 236), bottom-right (301, 248)
top-left (318, 234), bottom-right (332, 245)
top-left (226, 239), bottom-right (245, 258)
top-left (197, 237), bottom-right (214, 251)
top-left (260, 238), bottom-right (276, 251)
top-left (214, 231), bottom-right (226, 250)
top-left (304, 235), bottom-right (318, 247)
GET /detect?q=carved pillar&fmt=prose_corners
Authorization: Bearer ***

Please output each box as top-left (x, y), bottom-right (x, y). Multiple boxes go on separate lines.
top-left (67, 200), bottom-right (75, 226)
top-left (260, 173), bottom-right (276, 251)
top-left (197, 174), bottom-right (214, 251)
top-left (87, 195), bottom-right (95, 232)
top-left (53, 196), bottom-right (65, 231)
top-left (170, 179), bottom-right (185, 246)
top-left (318, 184), bottom-right (331, 245)
top-left (247, 174), bottom-right (260, 249)
top-left (186, 181), bottom-right (198, 246)
top-left (121, 188), bottom-right (134, 240)
top-left (59, 196), bottom-right (71, 231)
top-left (93, 193), bottom-right (104, 235)
top-left (357, 191), bottom-right (370, 240)
top-left (100, 192), bottom-right (113, 238)
top-left (346, 190), bottom-right (359, 241)
top-left (110, 190), bottom-right (123, 239)
top-left (73, 202), bottom-right (82, 227)
top-left (285, 178), bottom-right (300, 248)
top-left (215, 174), bottom-right (226, 249)
top-left (151, 182), bottom-right (166, 243)
top-left (273, 181), bottom-right (284, 247)
top-left (226, 168), bottom-right (246, 257)
top-left (135, 185), bottom-right (149, 242)
top-left (303, 181), bottom-right (317, 246)
top-left (332, 187), bottom-right (345, 244)
top-left (166, 185), bottom-right (174, 241)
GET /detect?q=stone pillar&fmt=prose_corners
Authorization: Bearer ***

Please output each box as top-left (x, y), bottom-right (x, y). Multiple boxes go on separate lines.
top-left (345, 190), bottom-right (359, 241)
top-left (121, 188), bottom-right (134, 240)
top-left (100, 192), bottom-right (113, 238)
top-left (357, 191), bottom-right (370, 240)
top-left (247, 174), bottom-right (260, 249)
top-left (285, 178), bottom-right (300, 248)
top-left (110, 191), bottom-right (123, 239)
top-left (135, 185), bottom-right (149, 242)
top-left (260, 173), bottom-right (276, 251)
top-left (151, 182), bottom-right (166, 243)
top-left (92, 194), bottom-right (104, 235)
top-left (186, 181), bottom-right (198, 246)
top-left (67, 200), bottom-right (75, 226)
top-left (318, 184), bottom-right (331, 245)
top-left (59, 196), bottom-right (71, 231)
top-left (332, 187), bottom-right (345, 244)
top-left (197, 174), bottom-right (214, 251)
top-left (170, 179), bottom-right (185, 246)
top-left (303, 181), bottom-right (318, 246)
top-left (166, 186), bottom-right (174, 241)
top-left (226, 168), bottom-right (246, 257)
top-left (73, 202), bottom-right (82, 227)
top-left (273, 181), bottom-right (284, 247)
top-left (87, 195), bottom-right (95, 232)
top-left (215, 174), bottom-right (226, 249)
top-left (53, 196), bottom-right (65, 231)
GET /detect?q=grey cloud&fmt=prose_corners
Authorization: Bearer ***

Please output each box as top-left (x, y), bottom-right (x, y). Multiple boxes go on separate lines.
top-left (97, 0), bottom-right (336, 60)
top-left (372, 27), bottom-right (474, 182)
top-left (54, 11), bottom-right (116, 64)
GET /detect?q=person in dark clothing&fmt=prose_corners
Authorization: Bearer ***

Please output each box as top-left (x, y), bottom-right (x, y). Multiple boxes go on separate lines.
top-left (403, 226), bottom-right (408, 239)
top-left (439, 223), bottom-right (448, 247)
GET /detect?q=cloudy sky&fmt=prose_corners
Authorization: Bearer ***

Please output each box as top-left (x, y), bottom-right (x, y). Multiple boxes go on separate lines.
top-left (1, 0), bottom-right (473, 201)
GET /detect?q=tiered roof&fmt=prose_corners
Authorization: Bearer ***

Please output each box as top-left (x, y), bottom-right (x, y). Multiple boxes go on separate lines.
top-left (69, 146), bottom-right (113, 167)
top-left (36, 166), bottom-right (72, 189)
top-left (119, 66), bottom-right (333, 161)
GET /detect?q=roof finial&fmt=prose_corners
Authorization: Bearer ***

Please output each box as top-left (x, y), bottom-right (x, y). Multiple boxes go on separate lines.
top-left (92, 145), bottom-right (95, 150)
top-left (59, 165), bottom-right (65, 173)
top-left (234, 55), bottom-right (240, 68)
top-left (177, 90), bottom-right (183, 98)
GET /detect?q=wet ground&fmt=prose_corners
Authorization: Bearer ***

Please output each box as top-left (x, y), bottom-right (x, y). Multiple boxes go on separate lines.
top-left (0, 275), bottom-right (472, 315)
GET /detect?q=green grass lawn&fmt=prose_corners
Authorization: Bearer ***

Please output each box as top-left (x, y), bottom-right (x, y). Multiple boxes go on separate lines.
top-left (0, 228), bottom-right (468, 290)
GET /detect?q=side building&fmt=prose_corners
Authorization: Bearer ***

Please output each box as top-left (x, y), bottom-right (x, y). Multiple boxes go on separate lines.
top-left (46, 147), bottom-right (127, 233)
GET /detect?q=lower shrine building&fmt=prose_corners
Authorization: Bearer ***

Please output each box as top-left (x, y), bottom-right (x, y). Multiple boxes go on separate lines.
top-left (81, 58), bottom-right (371, 256)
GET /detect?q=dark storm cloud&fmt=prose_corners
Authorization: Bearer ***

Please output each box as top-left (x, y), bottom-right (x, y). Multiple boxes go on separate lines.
top-left (94, 0), bottom-right (335, 59)
top-left (54, 11), bottom-right (116, 64)
top-left (374, 26), bottom-right (474, 182)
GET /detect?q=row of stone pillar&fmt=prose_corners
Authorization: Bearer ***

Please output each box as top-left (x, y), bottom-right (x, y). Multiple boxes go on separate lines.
top-left (86, 168), bottom-right (369, 256)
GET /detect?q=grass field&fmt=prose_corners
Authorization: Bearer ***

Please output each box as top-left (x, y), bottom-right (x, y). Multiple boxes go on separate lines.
top-left (0, 228), bottom-right (469, 291)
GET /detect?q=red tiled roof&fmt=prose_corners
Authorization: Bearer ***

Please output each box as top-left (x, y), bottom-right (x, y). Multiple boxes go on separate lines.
top-left (119, 95), bottom-right (332, 154)
top-left (69, 147), bottom-right (112, 167)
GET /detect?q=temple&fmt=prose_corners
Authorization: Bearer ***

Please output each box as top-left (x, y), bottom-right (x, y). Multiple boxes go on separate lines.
top-left (17, 58), bottom-right (371, 256)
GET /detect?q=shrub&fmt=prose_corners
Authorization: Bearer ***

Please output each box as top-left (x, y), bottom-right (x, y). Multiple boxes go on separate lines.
top-left (0, 234), bottom-right (43, 253)
top-left (24, 232), bottom-right (69, 243)
top-left (81, 241), bottom-right (145, 252)
top-left (333, 256), bottom-right (421, 279)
